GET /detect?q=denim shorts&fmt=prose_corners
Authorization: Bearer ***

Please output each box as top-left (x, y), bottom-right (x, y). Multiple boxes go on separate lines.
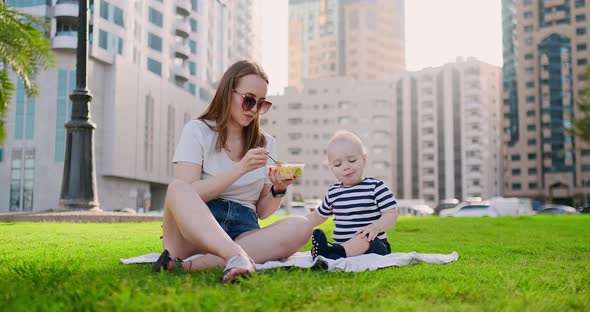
top-left (207, 199), bottom-right (260, 240)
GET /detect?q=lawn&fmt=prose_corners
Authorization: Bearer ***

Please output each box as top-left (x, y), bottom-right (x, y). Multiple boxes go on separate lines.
top-left (1, 215), bottom-right (589, 311)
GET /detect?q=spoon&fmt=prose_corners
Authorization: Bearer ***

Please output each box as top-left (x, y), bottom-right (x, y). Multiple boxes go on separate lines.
top-left (266, 153), bottom-right (282, 165)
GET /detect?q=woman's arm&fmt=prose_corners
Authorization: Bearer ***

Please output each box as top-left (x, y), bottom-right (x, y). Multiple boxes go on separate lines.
top-left (177, 147), bottom-right (269, 203)
top-left (255, 169), bottom-right (296, 219)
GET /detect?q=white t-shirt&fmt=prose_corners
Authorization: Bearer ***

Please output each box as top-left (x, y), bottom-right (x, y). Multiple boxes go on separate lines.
top-left (173, 119), bottom-right (277, 210)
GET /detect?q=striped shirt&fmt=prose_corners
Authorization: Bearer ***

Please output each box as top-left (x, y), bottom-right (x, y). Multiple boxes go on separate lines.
top-left (318, 177), bottom-right (397, 243)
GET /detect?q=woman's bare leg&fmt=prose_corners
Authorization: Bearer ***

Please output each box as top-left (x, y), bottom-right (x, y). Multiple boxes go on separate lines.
top-left (162, 180), bottom-right (248, 262)
top-left (183, 216), bottom-right (314, 271)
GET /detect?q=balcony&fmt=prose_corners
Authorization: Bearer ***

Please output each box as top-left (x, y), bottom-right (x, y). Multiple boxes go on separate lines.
top-left (543, 129), bottom-right (551, 139)
top-left (174, 20), bottom-right (190, 38)
top-left (174, 42), bottom-right (190, 59)
top-left (55, 1), bottom-right (78, 17)
top-left (543, 144), bottom-right (551, 153)
top-left (51, 32), bottom-right (77, 49)
top-left (176, 0), bottom-right (190, 16)
top-left (173, 65), bottom-right (190, 82)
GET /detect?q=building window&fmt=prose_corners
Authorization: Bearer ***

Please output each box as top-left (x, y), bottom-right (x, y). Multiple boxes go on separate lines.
top-left (55, 69), bottom-right (76, 161)
top-left (529, 182), bottom-right (538, 189)
top-left (576, 14), bottom-right (586, 22)
top-left (523, 11), bottom-right (532, 19)
top-left (147, 58), bottom-right (162, 76)
top-left (187, 83), bottom-right (196, 95)
top-left (166, 106), bottom-right (176, 176)
top-left (524, 0), bottom-right (532, 4)
top-left (528, 153), bottom-right (537, 160)
top-left (526, 110), bottom-right (536, 116)
top-left (576, 27), bottom-right (587, 35)
top-left (576, 0), bottom-right (585, 8)
top-left (527, 124), bottom-right (536, 131)
top-left (144, 95), bottom-right (154, 173)
top-left (578, 58), bottom-right (588, 65)
top-left (528, 167), bottom-right (537, 175)
top-left (582, 164), bottom-right (590, 172)
top-left (511, 169), bottom-right (521, 175)
top-left (190, 18), bottom-right (198, 33)
top-left (189, 40), bottom-right (197, 55)
top-left (189, 62), bottom-right (196, 76)
top-left (9, 148), bottom-right (35, 212)
top-left (527, 139), bottom-right (536, 145)
top-left (512, 183), bottom-right (522, 190)
top-left (100, 0), bottom-right (109, 20)
top-left (113, 7), bottom-right (125, 28)
top-left (524, 25), bottom-right (533, 32)
top-left (526, 81), bottom-right (535, 88)
top-left (191, 0), bottom-right (198, 12)
top-left (149, 7), bottom-right (163, 27)
top-left (147, 32), bottom-right (162, 51)
top-left (511, 154), bottom-right (521, 161)
top-left (526, 96), bottom-right (535, 103)
top-left (582, 149), bottom-right (590, 156)
top-left (98, 29), bottom-right (108, 49)
top-left (524, 53), bottom-right (534, 60)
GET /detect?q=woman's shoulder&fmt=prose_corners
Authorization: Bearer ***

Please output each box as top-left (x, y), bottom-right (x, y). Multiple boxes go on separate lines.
top-left (184, 119), bottom-right (216, 133)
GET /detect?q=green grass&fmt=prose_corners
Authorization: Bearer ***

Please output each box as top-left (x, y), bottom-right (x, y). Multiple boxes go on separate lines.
top-left (1, 216), bottom-right (589, 311)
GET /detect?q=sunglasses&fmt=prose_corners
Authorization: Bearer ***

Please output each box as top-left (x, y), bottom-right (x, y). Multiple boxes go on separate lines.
top-left (233, 89), bottom-right (272, 114)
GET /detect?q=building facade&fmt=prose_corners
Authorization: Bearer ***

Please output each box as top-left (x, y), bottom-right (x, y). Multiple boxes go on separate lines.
top-left (0, 0), bottom-right (260, 212)
top-left (263, 58), bottom-right (502, 207)
top-left (502, 0), bottom-right (590, 205)
top-left (288, 0), bottom-right (405, 89)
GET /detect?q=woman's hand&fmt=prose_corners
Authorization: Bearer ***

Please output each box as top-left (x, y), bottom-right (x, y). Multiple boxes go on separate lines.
top-left (238, 147), bottom-right (268, 175)
top-left (268, 167), bottom-right (296, 192)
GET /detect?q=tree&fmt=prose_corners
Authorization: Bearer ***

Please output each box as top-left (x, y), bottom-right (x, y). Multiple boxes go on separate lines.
top-left (0, 3), bottom-right (55, 144)
top-left (572, 65), bottom-right (590, 144)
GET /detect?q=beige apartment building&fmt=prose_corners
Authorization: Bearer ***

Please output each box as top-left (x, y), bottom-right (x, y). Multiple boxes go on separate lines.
top-left (1, 0), bottom-right (260, 212)
top-left (264, 58), bottom-right (502, 206)
top-left (288, 0), bottom-right (405, 89)
top-left (502, 0), bottom-right (590, 206)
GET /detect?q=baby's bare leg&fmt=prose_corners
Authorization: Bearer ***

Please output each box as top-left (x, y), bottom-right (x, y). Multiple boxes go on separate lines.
top-left (340, 235), bottom-right (371, 257)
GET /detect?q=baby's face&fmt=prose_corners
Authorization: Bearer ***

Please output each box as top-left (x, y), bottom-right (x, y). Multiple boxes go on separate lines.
top-left (327, 139), bottom-right (366, 187)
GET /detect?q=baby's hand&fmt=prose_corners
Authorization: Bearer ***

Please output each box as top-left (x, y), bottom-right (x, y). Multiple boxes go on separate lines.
top-left (355, 224), bottom-right (381, 241)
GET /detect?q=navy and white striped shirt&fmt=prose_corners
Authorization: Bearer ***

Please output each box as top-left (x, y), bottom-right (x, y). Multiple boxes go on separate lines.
top-left (318, 177), bottom-right (397, 243)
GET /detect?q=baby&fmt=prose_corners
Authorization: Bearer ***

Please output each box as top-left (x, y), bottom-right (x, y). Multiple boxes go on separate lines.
top-left (305, 130), bottom-right (398, 259)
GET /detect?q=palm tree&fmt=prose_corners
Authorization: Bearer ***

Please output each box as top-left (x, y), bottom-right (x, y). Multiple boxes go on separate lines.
top-left (572, 65), bottom-right (590, 144)
top-left (0, 3), bottom-right (55, 144)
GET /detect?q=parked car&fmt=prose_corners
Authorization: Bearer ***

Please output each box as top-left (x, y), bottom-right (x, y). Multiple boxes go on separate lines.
top-left (434, 199), bottom-right (460, 216)
top-left (538, 204), bottom-right (579, 215)
top-left (440, 201), bottom-right (497, 217)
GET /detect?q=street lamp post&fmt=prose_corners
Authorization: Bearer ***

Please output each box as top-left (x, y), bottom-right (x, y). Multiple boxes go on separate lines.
top-left (59, 0), bottom-right (99, 211)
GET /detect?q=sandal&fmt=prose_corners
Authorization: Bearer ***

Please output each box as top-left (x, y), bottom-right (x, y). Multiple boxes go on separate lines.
top-left (221, 255), bottom-right (256, 284)
top-left (151, 249), bottom-right (183, 273)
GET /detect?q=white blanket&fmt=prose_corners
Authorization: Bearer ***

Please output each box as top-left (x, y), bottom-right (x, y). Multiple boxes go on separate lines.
top-left (121, 251), bottom-right (458, 272)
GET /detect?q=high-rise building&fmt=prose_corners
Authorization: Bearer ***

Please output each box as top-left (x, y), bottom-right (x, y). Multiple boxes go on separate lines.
top-left (0, 0), bottom-right (260, 212)
top-left (288, 0), bottom-right (405, 89)
top-left (264, 58), bottom-right (502, 206)
top-left (502, 0), bottom-right (590, 205)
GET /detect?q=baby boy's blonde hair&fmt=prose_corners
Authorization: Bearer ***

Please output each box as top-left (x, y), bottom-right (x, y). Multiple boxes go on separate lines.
top-left (328, 130), bottom-right (366, 154)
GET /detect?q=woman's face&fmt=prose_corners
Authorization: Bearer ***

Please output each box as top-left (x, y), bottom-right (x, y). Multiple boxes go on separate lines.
top-left (229, 74), bottom-right (269, 128)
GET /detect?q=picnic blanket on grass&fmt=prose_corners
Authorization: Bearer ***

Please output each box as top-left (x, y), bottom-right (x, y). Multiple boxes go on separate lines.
top-left (121, 251), bottom-right (458, 272)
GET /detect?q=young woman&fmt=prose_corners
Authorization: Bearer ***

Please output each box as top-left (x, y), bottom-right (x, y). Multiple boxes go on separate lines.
top-left (152, 60), bottom-right (313, 283)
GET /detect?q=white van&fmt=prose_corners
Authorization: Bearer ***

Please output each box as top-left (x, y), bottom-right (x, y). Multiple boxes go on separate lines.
top-left (489, 197), bottom-right (535, 216)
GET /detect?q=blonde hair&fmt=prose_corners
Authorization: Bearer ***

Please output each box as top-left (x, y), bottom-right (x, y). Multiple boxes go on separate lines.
top-left (328, 130), bottom-right (366, 154)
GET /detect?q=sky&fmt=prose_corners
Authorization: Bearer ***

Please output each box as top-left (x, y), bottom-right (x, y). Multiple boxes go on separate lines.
top-left (259, 0), bottom-right (503, 94)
